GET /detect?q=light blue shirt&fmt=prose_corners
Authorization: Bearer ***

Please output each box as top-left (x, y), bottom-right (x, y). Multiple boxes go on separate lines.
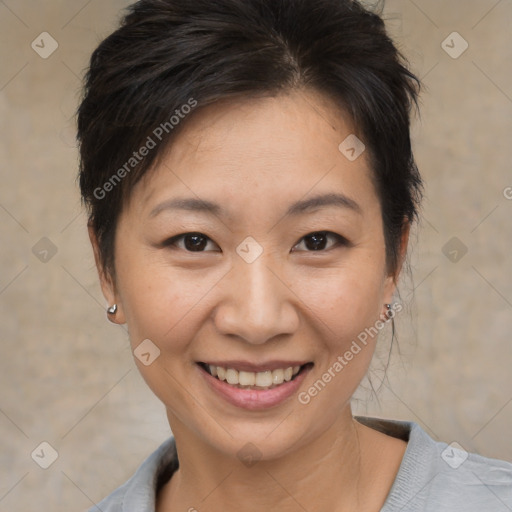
top-left (89, 416), bottom-right (512, 511)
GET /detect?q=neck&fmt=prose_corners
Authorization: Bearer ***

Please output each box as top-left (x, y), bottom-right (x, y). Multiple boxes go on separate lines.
top-left (157, 407), bottom-right (390, 512)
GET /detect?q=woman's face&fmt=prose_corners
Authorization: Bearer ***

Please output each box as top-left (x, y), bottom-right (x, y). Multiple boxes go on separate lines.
top-left (93, 89), bottom-right (405, 461)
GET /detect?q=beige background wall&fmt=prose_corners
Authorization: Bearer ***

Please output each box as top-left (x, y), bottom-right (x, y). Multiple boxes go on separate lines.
top-left (1, 0), bottom-right (511, 510)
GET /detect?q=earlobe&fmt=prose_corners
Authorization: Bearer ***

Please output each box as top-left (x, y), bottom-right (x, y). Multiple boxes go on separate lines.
top-left (88, 224), bottom-right (126, 324)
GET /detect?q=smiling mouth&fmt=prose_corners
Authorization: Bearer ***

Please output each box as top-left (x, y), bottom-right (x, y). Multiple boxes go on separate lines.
top-left (198, 362), bottom-right (313, 390)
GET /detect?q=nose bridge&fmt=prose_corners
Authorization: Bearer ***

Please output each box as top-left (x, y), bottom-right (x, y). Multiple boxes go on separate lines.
top-left (214, 251), bottom-right (298, 345)
top-left (243, 256), bottom-right (278, 322)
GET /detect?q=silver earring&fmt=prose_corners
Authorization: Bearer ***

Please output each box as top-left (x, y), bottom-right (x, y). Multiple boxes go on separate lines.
top-left (107, 304), bottom-right (117, 315)
top-left (384, 303), bottom-right (395, 336)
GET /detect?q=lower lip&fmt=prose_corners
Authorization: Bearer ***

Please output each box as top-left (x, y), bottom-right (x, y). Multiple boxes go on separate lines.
top-left (197, 364), bottom-right (311, 411)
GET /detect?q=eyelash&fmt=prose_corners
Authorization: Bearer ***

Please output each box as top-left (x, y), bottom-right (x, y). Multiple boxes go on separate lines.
top-left (161, 231), bottom-right (349, 253)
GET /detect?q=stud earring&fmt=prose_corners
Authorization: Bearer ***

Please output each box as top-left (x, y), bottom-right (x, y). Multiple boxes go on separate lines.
top-left (384, 303), bottom-right (395, 320)
top-left (107, 304), bottom-right (117, 315)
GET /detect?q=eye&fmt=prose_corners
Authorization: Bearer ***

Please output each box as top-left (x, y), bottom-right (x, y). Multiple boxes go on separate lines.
top-left (161, 231), bottom-right (348, 253)
top-left (162, 232), bottom-right (220, 252)
top-left (292, 231), bottom-right (349, 252)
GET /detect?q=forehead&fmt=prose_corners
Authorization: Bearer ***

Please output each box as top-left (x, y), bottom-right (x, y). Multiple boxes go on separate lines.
top-left (132, 89), bottom-right (378, 220)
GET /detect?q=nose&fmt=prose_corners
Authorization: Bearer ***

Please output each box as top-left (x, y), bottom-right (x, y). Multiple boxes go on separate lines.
top-left (213, 254), bottom-right (300, 345)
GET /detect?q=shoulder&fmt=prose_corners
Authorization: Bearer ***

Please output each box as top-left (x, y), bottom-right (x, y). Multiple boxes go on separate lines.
top-left (356, 416), bottom-right (512, 512)
top-left (87, 437), bottom-right (178, 512)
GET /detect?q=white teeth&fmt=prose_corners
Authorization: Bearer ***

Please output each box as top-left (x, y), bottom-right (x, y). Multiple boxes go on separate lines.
top-left (217, 367), bottom-right (226, 381)
top-left (255, 370), bottom-right (273, 387)
top-left (272, 369), bottom-right (284, 385)
top-left (226, 368), bottom-right (238, 385)
top-left (239, 371), bottom-right (255, 386)
top-left (208, 364), bottom-right (302, 388)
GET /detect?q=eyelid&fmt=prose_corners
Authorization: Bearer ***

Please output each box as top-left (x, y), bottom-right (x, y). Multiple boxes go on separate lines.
top-left (161, 232), bottom-right (220, 251)
top-left (292, 231), bottom-right (350, 252)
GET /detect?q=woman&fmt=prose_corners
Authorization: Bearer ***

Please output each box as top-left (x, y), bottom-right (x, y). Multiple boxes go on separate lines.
top-left (77, 0), bottom-right (512, 510)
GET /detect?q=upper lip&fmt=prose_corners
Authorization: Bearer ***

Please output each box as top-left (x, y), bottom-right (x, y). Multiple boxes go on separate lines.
top-left (199, 360), bottom-right (311, 372)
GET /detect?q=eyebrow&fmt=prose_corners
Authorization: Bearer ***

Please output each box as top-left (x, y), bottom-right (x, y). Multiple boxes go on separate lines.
top-left (149, 192), bottom-right (362, 219)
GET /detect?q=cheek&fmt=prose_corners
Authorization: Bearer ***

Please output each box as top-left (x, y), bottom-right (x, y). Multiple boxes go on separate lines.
top-left (114, 253), bottom-right (215, 412)
top-left (290, 256), bottom-right (385, 339)
top-left (115, 248), bottom-right (211, 351)
top-left (292, 265), bottom-right (386, 420)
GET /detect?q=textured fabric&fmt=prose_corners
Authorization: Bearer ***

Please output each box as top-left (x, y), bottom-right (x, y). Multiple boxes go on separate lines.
top-left (89, 416), bottom-right (512, 511)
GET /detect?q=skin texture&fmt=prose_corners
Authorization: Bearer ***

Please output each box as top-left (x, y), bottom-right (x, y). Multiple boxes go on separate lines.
top-left (90, 88), bottom-right (410, 511)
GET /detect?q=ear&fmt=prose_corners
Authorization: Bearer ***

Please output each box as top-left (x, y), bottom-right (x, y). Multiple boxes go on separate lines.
top-left (382, 218), bottom-right (411, 304)
top-left (88, 224), bottom-right (126, 324)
